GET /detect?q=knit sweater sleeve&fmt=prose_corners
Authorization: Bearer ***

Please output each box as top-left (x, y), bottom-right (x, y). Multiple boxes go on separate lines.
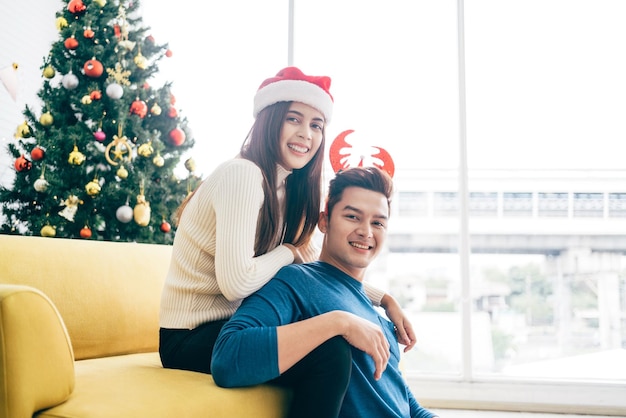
top-left (363, 281), bottom-right (385, 306)
top-left (212, 160), bottom-right (293, 301)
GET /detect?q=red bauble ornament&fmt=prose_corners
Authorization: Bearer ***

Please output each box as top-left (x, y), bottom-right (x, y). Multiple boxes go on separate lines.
top-left (90, 90), bottom-right (102, 100)
top-left (68, 0), bottom-right (86, 13)
top-left (31, 146), bottom-right (45, 161)
top-left (167, 107), bottom-right (178, 118)
top-left (64, 37), bottom-right (79, 50)
top-left (160, 221), bottom-right (171, 233)
top-left (84, 59), bottom-right (104, 78)
top-left (168, 128), bottom-right (186, 146)
top-left (80, 226), bottom-right (92, 239)
top-left (165, 49), bottom-right (173, 57)
top-left (83, 28), bottom-right (95, 39)
top-left (14, 155), bottom-right (32, 172)
top-left (129, 99), bottom-right (148, 118)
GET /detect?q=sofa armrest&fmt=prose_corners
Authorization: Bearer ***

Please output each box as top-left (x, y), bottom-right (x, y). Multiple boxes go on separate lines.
top-left (0, 285), bottom-right (75, 418)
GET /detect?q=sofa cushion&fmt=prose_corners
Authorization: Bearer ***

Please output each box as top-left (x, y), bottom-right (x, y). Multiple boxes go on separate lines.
top-left (35, 352), bottom-right (290, 418)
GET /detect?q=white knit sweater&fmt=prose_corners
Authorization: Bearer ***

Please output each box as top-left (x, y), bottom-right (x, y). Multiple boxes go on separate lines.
top-left (159, 158), bottom-right (384, 330)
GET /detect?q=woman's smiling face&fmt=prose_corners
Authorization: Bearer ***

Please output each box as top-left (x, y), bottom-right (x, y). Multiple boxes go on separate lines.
top-left (277, 102), bottom-right (325, 171)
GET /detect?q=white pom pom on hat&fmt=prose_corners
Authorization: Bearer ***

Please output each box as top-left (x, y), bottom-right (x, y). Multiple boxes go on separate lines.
top-left (253, 66), bottom-right (333, 123)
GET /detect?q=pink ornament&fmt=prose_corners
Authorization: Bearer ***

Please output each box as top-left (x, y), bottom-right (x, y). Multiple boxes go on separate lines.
top-left (94, 129), bottom-right (106, 142)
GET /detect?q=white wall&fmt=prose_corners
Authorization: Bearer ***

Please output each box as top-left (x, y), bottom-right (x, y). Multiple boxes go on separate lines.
top-left (0, 0), bottom-right (61, 188)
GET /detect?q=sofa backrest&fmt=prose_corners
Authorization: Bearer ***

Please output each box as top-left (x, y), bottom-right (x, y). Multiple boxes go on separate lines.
top-left (0, 234), bottom-right (172, 360)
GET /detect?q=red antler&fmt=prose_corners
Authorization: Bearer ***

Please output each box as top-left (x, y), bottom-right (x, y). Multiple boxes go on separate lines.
top-left (329, 129), bottom-right (395, 177)
top-left (372, 146), bottom-right (395, 178)
top-left (329, 129), bottom-right (354, 173)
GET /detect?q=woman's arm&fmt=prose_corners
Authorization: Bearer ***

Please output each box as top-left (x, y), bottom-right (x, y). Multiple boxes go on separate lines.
top-left (212, 161), bottom-right (293, 301)
top-left (363, 282), bottom-right (417, 352)
top-left (380, 293), bottom-right (417, 352)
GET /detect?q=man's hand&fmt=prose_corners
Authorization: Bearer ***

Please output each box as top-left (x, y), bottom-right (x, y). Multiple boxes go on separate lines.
top-left (339, 311), bottom-right (390, 380)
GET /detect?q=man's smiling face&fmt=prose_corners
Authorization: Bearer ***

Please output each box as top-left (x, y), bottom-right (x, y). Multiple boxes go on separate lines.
top-left (318, 186), bottom-right (389, 281)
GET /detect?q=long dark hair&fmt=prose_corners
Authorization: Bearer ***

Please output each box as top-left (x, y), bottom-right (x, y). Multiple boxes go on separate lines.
top-left (240, 101), bottom-right (325, 256)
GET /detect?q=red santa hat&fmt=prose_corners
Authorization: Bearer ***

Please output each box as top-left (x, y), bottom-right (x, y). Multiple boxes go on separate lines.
top-left (253, 67), bottom-right (333, 122)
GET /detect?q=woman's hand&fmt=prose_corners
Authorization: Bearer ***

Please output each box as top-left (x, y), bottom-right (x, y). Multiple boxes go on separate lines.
top-left (380, 294), bottom-right (417, 352)
top-left (283, 243), bottom-right (304, 264)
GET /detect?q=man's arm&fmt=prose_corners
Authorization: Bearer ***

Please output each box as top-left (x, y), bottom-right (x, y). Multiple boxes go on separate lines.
top-left (212, 308), bottom-right (391, 388)
top-left (276, 310), bottom-right (390, 380)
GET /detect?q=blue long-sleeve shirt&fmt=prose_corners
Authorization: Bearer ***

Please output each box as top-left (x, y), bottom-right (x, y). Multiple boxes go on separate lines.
top-left (211, 261), bottom-right (436, 418)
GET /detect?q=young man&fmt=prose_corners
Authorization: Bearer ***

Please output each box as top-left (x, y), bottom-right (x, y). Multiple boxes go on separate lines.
top-left (211, 167), bottom-right (438, 418)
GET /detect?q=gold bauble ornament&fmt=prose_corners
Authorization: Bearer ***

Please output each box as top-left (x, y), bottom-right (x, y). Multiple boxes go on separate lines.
top-left (81, 95), bottom-right (92, 105)
top-left (55, 17), bottom-right (68, 30)
top-left (43, 66), bottom-right (56, 78)
top-left (117, 166), bottom-right (128, 179)
top-left (137, 142), bottom-right (153, 157)
top-left (40, 112), bottom-right (54, 126)
top-left (184, 158), bottom-right (196, 173)
top-left (150, 103), bottom-right (162, 115)
top-left (15, 121), bottom-right (31, 138)
top-left (85, 178), bottom-right (101, 196)
top-left (152, 154), bottom-right (164, 167)
top-left (68, 145), bottom-right (86, 165)
top-left (134, 52), bottom-right (147, 70)
top-left (41, 225), bottom-right (56, 237)
top-left (93, 0), bottom-right (106, 6)
top-left (133, 193), bottom-right (151, 226)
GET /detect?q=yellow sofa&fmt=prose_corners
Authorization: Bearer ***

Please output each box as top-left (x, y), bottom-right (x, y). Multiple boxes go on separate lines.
top-left (0, 234), bottom-right (289, 418)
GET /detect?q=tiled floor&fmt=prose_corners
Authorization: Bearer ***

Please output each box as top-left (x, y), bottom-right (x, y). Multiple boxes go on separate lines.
top-left (431, 410), bottom-right (624, 418)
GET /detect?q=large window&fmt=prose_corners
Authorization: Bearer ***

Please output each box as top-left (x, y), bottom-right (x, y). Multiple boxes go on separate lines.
top-left (291, 0), bottom-right (626, 414)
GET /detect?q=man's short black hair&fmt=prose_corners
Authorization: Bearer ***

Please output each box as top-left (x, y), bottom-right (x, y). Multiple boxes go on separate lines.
top-left (325, 167), bottom-right (393, 217)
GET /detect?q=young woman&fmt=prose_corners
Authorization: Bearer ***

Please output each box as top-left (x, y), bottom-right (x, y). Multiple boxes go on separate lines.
top-left (158, 67), bottom-right (415, 417)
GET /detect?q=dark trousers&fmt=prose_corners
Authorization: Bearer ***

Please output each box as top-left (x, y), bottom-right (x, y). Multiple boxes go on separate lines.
top-left (160, 324), bottom-right (352, 418)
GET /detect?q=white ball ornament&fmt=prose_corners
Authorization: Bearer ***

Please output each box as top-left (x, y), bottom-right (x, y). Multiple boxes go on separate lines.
top-left (61, 73), bottom-right (79, 90)
top-left (34, 178), bottom-right (49, 192)
top-left (116, 204), bottom-right (134, 223)
top-left (106, 83), bottom-right (124, 100)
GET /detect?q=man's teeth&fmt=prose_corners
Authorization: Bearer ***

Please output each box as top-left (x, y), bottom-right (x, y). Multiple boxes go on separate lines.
top-left (350, 242), bottom-right (370, 250)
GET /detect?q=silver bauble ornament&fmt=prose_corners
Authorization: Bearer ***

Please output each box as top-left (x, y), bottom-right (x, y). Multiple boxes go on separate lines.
top-left (116, 204), bottom-right (133, 223)
top-left (61, 73), bottom-right (79, 90)
top-left (34, 178), bottom-right (49, 192)
top-left (106, 83), bottom-right (124, 100)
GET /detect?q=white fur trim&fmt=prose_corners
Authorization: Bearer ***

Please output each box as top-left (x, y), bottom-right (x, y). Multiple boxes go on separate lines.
top-left (253, 79), bottom-right (333, 122)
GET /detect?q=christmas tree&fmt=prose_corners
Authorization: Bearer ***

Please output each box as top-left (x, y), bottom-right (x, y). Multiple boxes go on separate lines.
top-left (0, 0), bottom-right (199, 244)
